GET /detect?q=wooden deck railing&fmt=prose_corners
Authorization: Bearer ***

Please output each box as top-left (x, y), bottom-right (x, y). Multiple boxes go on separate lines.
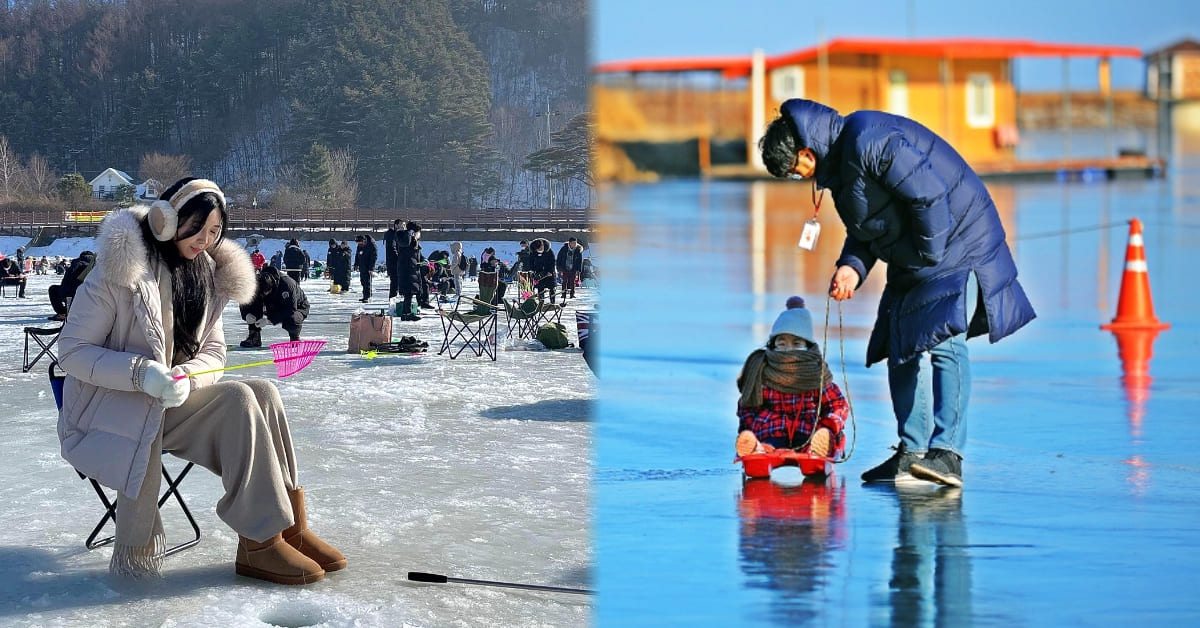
top-left (0, 206), bottom-right (592, 233)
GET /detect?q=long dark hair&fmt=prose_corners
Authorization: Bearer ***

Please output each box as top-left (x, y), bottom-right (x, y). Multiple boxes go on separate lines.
top-left (140, 177), bottom-right (228, 359)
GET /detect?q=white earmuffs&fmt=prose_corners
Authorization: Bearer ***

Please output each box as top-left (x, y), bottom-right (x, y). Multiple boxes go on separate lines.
top-left (147, 200), bottom-right (178, 242)
top-left (148, 179), bottom-right (226, 241)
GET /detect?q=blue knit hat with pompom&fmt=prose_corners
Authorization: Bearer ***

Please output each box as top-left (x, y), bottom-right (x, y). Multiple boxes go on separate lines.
top-left (769, 296), bottom-right (815, 345)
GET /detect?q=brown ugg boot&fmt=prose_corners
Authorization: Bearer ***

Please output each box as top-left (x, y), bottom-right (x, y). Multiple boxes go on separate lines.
top-left (235, 534), bottom-right (325, 585)
top-left (283, 487), bottom-right (347, 572)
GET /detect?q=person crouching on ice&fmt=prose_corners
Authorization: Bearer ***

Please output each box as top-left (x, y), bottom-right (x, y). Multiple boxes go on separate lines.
top-left (240, 264), bottom-right (310, 347)
top-left (736, 297), bottom-right (848, 459)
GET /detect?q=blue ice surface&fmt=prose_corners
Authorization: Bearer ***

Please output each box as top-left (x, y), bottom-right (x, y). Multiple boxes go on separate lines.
top-left (595, 133), bottom-right (1200, 626)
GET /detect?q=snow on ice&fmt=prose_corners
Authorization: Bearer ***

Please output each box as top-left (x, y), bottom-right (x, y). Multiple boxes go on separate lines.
top-left (0, 234), bottom-right (594, 627)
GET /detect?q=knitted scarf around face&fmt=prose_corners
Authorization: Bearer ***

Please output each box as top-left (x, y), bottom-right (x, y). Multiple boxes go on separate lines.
top-left (737, 348), bottom-right (832, 409)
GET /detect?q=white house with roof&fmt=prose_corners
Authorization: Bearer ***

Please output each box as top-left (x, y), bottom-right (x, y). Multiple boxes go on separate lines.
top-left (88, 168), bottom-right (134, 200)
top-left (137, 178), bottom-right (163, 200)
top-left (89, 169), bottom-right (163, 200)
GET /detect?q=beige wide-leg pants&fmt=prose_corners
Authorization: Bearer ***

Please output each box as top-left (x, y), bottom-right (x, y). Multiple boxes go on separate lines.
top-left (117, 379), bottom-right (299, 546)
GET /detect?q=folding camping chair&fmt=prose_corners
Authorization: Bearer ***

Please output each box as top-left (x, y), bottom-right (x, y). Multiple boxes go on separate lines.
top-left (502, 296), bottom-right (563, 340)
top-left (501, 297), bottom-right (542, 340)
top-left (49, 362), bottom-right (201, 556)
top-left (0, 276), bottom-right (21, 298)
top-left (23, 325), bottom-right (62, 373)
top-left (533, 297), bottom-right (564, 329)
top-left (436, 271), bottom-right (499, 360)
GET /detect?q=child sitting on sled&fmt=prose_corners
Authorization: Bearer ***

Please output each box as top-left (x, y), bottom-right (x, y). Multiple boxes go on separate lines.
top-left (735, 297), bottom-right (848, 459)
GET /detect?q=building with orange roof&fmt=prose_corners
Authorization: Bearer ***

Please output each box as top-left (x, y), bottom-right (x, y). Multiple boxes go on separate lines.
top-left (593, 37), bottom-right (1150, 181)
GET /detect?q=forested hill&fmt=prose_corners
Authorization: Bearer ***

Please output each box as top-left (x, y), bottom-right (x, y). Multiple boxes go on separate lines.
top-left (0, 0), bottom-right (588, 209)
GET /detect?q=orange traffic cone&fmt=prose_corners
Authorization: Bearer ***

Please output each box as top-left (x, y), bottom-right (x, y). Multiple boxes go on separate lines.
top-left (1101, 218), bottom-right (1169, 331)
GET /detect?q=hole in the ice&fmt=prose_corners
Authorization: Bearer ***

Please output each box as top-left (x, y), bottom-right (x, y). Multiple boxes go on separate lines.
top-left (259, 602), bottom-right (328, 628)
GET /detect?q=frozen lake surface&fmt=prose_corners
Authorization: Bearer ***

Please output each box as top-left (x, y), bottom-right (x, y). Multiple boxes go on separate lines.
top-left (594, 143), bottom-right (1200, 626)
top-left (0, 245), bottom-right (594, 628)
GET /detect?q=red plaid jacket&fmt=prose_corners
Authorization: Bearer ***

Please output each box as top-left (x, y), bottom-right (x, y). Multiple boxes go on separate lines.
top-left (737, 381), bottom-right (848, 452)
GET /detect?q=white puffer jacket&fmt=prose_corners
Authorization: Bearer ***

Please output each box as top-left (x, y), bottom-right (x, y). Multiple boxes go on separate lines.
top-left (56, 206), bottom-right (255, 498)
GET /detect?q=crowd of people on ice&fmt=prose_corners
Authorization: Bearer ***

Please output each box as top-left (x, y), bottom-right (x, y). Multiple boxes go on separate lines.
top-left (3, 223), bottom-right (597, 340)
top-left (6, 177), bottom-right (598, 587)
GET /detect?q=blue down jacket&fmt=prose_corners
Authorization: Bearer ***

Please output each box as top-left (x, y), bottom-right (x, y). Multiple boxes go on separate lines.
top-left (781, 99), bottom-right (1036, 366)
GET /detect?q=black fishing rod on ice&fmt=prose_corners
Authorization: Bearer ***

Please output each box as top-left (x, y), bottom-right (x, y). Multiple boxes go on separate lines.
top-left (407, 571), bottom-right (593, 595)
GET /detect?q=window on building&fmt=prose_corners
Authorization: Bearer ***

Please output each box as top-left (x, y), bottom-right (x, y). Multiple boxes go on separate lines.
top-left (887, 70), bottom-right (909, 117)
top-left (965, 73), bottom-right (995, 128)
top-left (771, 66), bottom-right (805, 101)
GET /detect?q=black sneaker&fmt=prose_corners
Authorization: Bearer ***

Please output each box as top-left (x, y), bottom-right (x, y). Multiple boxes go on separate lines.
top-left (861, 444), bottom-right (924, 484)
top-left (909, 449), bottom-right (963, 487)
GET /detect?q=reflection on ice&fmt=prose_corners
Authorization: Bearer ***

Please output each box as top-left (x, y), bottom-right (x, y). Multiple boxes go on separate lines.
top-left (883, 485), bottom-right (971, 628)
top-left (738, 475), bottom-right (846, 621)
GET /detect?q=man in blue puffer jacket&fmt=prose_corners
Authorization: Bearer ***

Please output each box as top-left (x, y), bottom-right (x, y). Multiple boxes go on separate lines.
top-left (759, 99), bottom-right (1036, 487)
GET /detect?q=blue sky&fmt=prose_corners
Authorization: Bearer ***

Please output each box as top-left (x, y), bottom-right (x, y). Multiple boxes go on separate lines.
top-left (592, 0), bottom-right (1200, 90)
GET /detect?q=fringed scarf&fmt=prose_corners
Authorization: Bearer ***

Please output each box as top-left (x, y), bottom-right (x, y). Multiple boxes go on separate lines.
top-left (111, 449), bottom-right (167, 578)
top-left (110, 261), bottom-right (178, 579)
top-left (737, 347), bottom-right (832, 409)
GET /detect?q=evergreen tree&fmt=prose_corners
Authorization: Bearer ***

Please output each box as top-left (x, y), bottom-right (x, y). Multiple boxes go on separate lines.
top-left (286, 0), bottom-right (496, 207)
top-left (0, 0), bottom-right (584, 209)
top-left (114, 183), bottom-right (137, 206)
top-left (56, 173), bottom-right (93, 210)
top-left (524, 112), bottom-right (592, 188)
top-left (300, 142), bottom-right (333, 202)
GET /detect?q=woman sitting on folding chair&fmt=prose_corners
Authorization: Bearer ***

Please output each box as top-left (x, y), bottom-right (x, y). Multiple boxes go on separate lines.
top-left (55, 177), bottom-right (345, 585)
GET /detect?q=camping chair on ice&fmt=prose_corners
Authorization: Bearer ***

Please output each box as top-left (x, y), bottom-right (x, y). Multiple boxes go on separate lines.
top-left (23, 325), bottom-right (62, 373)
top-left (436, 272), bottom-right (499, 361)
top-left (506, 271), bottom-right (564, 334)
top-left (49, 362), bottom-right (201, 556)
top-left (501, 296), bottom-right (562, 340)
top-left (501, 297), bottom-right (542, 340)
top-left (0, 276), bottom-right (21, 298)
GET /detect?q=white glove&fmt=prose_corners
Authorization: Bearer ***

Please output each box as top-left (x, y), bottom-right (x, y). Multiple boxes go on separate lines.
top-left (141, 362), bottom-right (191, 409)
top-left (245, 314), bottom-right (257, 325)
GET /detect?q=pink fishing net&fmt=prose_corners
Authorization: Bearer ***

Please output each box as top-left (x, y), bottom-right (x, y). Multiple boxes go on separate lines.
top-left (268, 340), bottom-right (326, 377)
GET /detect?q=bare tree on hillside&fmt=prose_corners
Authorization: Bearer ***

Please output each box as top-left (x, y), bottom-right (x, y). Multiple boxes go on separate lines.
top-left (0, 136), bottom-right (20, 201)
top-left (139, 152), bottom-right (192, 187)
top-left (23, 154), bottom-right (54, 200)
top-left (268, 165), bottom-right (308, 211)
top-left (327, 148), bottom-right (359, 209)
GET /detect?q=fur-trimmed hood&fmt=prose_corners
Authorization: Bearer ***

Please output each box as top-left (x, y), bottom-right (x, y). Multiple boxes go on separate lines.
top-left (93, 205), bottom-right (256, 305)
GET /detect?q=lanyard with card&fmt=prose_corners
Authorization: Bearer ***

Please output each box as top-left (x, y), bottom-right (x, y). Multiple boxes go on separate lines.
top-left (798, 181), bottom-right (824, 251)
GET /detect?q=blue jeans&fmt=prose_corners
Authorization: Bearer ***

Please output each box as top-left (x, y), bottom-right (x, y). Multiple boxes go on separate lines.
top-left (888, 334), bottom-right (971, 457)
top-left (888, 273), bottom-right (976, 456)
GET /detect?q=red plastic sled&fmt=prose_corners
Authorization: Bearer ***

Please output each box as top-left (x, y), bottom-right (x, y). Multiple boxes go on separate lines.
top-left (736, 450), bottom-right (834, 479)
